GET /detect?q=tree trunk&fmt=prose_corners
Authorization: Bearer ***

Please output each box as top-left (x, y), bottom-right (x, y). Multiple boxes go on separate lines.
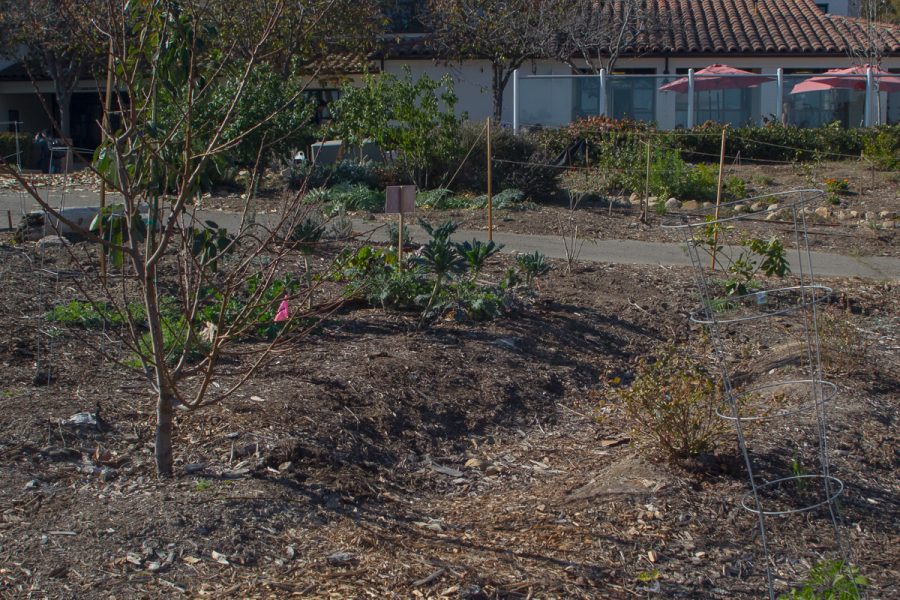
top-left (492, 64), bottom-right (504, 123)
top-left (155, 390), bottom-right (174, 477)
top-left (57, 89), bottom-right (72, 140)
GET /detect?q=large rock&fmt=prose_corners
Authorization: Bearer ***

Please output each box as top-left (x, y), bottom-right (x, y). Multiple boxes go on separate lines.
top-left (665, 197), bottom-right (681, 210)
top-left (750, 202), bottom-right (766, 212)
top-left (629, 192), bottom-right (641, 205)
top-left (814, 207), bottom-right (831, 218)
top-left (767, 203), bottom-right (780, 211)
top-left (681, 200), bottom-right (701, 211)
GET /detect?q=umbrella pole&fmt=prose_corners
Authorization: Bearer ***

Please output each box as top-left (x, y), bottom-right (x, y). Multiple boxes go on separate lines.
top-left (711, 128), bottom-right (726, 270)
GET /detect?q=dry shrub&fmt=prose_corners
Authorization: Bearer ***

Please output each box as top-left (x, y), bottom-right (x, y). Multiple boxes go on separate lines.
top-left (817, 307), bottom-right (875, 376)
top-left (601, 345), bottom-right (730, 460)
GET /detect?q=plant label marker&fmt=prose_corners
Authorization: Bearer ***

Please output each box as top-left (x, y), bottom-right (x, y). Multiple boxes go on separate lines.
top-left (385, 185), bottom-right (416, 271)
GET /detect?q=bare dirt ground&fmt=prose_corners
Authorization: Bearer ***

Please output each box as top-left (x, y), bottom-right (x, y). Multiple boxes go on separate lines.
top-left (0, 231), bottom-right (897, 599)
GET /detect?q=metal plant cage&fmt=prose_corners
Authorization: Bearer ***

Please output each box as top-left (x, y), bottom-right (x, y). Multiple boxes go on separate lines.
top-left (663, 189), bottom-right (859, 599)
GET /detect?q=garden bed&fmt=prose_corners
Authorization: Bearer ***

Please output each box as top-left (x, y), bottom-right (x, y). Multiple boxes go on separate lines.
top-left (0, 235), bottom-right (896, 598)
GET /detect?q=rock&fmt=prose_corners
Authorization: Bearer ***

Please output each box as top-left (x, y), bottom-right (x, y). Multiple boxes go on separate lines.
top-left (701, 202), bottom-right (715, 209)
top-left (485, 464), bottom-right (502, 476)
top-left (681, 200), bottom-right (700, 211)
top-left (848, 210), bottom-right (859, 219)
top-left (664, 197), bottom-right (681, 210)
top-left (878, 210), bottom-right (893, 219)
top-left (36, 235), bottom-right (70, 249)
top-left (277, 461), bottom-right (293, 472)
top-left (327, 551), bottom-right (357, 566)
top-left (765, 211), bottom-right (780, 221)
top-left (464, 458), bottom-right (485, 470)
top-left (865, 212), bottom-right (877, 221)
top-left (767, 203), bottom-right (779, 211)
top-left (66, 412), bottom-right (98, 427)
top-left (814, 207), bottom-right (830, 218)
top-left (836, 210), bottom-right (849, 220)
top-left (629, 192), bottom-right (640, 204)
top-left (882, 220), bottom-right (896, 229)
top-left (750, 202), bottom-right (766, 212)
top-left (647, 196), bottom-right (658, 205)
top-left (733, 203), bottom-right (750, 213)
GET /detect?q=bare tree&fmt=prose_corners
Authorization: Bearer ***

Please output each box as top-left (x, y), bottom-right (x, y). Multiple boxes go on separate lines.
top-left (546, 0), bottom-right (667, 74)
top-left (424, 0), bottom-right (547, 122)
top-left (1, 0), bottom-right (363, 477)
top-left (0, 0), bottom-right (104, 138)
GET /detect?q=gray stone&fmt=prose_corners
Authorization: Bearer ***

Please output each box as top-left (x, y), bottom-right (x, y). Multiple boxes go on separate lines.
top-left (629, 192), bottom-right (640, 204)
top-left (750, 202), bottom-right (766, 212)
top-left (681, 200), bottom-right (701, 211)
top-left (665, 197), bottom-right (681, 210)
top-left (767, 203), bottom-right (780, 211)
top-left (36, 235), bottom-right (70, 249)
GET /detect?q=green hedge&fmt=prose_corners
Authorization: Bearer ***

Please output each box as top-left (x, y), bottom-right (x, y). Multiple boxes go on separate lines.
top-left (559, 117), bottom-right (898, 166)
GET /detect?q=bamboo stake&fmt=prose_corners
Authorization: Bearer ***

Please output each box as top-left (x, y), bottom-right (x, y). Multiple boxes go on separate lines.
top-left (642, 140), bottom-right (650, 224)
top-left (99, 39), bottom-right (114, 282)
top-left (486, 117), bottom-right (493, 242)
top-left (711, 128), bottom-right (727, 270)
top-left (397, 210), bottom-right (404, 272)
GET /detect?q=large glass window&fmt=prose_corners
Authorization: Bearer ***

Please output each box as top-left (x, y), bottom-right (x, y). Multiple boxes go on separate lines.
top-left (605, 69), bottom-right (656, 123)
top-left (673, 68), bottom-right (759, 127)
top-left (783, 69), bottom-right (865, 128)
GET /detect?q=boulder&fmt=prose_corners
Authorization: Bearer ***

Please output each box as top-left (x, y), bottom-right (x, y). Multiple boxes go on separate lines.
top-left (814, 207), bottom-right (830, 218)
top-left (665, 197), bottom-right (681, 210)
top-left (681, 200), bottom-right (701, 211)
top-left (629, 192), bottom-right (640, 205)
top-left (767, 203), bottom-right (780, 211)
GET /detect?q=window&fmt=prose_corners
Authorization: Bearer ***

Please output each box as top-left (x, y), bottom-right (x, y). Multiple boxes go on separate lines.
top-left (782, 69), bottom-right (865, 128)
top-left (673, 68), bottom-right (760, 127)
top-left (584, 68), bottom-right (656, 122)
top-left (304, 89), bottom-right (341, 124)
top-left (815, 3), bottom-right (829, 12)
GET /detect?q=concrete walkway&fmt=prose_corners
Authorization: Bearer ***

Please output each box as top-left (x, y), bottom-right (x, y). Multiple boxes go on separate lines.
top-left (2, 190), bottom-right (898, 280)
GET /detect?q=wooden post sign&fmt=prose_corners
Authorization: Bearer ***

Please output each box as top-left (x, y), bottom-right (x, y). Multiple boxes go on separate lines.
top-left (385, 185), bottom-right (416, 269)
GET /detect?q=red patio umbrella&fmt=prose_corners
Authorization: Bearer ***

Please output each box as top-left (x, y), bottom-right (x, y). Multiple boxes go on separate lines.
top-left (659, 64), bottom-right (774, 93)
top-left (790, 65), bottom-right (900, 94)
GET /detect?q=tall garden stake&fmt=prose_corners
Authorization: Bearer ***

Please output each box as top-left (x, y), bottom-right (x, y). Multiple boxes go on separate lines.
top-left (486, 116), bottom-right (493, 241)
top-left (711, 127), bottom-right (727, 270)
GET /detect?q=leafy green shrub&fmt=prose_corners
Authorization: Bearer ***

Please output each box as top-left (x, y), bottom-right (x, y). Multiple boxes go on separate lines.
top-left (724, 175), bottom-right (747, 200)
top-left (601, 346), bottom-right (728, 460)
top-left (416, 188), bottom-right (455, 209)
top-left (285, 159), bottom-right (380, 190)
top-left (331, 68), bottom-right (464, 189)
top-left (779, 560), bottom-right (868, 600)
top-left (303, 183), bottom-right (384, 215)
top-left (46, 300), bottom-right (139, 328)
top-left (863, 127), bottom-right (899, 170)
top-left (447, 123), bottom-right (560, 201)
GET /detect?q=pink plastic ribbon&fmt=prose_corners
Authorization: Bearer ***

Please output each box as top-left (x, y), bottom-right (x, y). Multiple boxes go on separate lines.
top-left (274, 295), bottom-right (289, 322)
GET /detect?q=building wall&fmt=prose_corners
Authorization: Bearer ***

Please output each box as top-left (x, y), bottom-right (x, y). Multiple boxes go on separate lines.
top-left (380, 55), bottom-right (900, 129)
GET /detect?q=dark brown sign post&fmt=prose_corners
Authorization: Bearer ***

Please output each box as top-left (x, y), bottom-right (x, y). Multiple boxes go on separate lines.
top-left (385, 185), bottom-right (416, 270)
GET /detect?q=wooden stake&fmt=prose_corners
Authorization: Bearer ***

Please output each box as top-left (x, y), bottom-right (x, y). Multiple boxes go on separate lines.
top-left (486, 117), bottom-right (493, 241)
top-left (642, 140), bottom-right (650, 223)
top-left (711, 128), bottom-right (727, 270)
top-left (99, 39), bottom-right (114, 282)
top-left (7, 210), bottom-right (12, 230)
top-left (397, 210), bottom-right (404, 272)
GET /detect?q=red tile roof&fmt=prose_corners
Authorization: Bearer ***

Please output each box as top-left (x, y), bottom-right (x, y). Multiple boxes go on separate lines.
top-left (643, 0), bottom-right (900, 55)
top-left (380, 0), bottom-right (900, 60)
